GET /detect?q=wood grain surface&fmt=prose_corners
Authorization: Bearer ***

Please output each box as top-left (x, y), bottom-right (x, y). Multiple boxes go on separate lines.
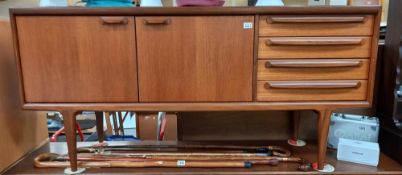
top-left (257, 59), bottom-right (370, 80)
top-left (9, 6), bottom-right (381, 16)
top-left (317, 109), bottom-right (332, 169)
top-left (260, 15), bottom-right (374, 36)
top-left (265, 37), bottom-right (364, 46)
top-left (136, 16), bottom-right (254, 102)
top-left (257, 80), bottom-right (368, 101)
top-left (258, 37), bottom-right (372, 59)
top-left (16, 16), bottom-right (138, 103)
top-left (264, 80), bottom-right (362, 89)
top-left (8, 5), bottom-right (383, 174)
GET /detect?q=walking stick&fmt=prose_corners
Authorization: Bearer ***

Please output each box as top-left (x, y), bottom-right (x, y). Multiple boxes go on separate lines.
top-left (34, 153), bottom-right (282, 168)
top-left (57, 152), bottom-right (303, 162)
top-left (34, 145), bottom-right (312, 170)
top-left (79, 144), bottom-right (291, 157)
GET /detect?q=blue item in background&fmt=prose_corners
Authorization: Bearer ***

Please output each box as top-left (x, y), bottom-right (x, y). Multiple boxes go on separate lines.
top-left (83, 0), bottom-right (134, 7)
top-left (47, 119), bottom-right (63, 131)
top-left (106, 135), bottom-right (140, 141)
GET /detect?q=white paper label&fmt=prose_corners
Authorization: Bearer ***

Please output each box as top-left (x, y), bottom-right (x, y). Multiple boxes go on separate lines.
top-left (177, 160), bottom-right (186, 167)
top-left (243, 22), bottom-right (253, 29)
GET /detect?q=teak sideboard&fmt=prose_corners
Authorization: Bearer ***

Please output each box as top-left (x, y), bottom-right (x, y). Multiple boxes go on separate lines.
top-left (9, 4), bottom-right (381, 172)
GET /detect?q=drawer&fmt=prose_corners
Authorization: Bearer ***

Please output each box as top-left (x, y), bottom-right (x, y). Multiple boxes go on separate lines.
top-left (256, 80), bottom-right (367, 101)
top-left (257, 59), bottom-right (370, 80)
top-left (259, 15), bottom-right (374, 36)
top-left (258, 37), bottom-right (371, 59)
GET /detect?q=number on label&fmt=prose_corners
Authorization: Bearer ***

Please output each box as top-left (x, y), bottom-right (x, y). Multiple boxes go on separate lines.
top-left (243, 22), bottom-right (253, 29)
top-left (177, 160), bottom-right (186, 167)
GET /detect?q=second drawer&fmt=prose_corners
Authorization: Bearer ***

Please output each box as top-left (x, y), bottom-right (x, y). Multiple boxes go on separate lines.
top-left (257, 59), bottom-right (370, 80)
top-left (258, 37), bottom-right (371, 59)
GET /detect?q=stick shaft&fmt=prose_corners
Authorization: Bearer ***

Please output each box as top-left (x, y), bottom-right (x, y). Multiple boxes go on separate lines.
top-left (36, 160), bottom-right (250, 168)
top-left (80, 144), bottom-right (290, 157)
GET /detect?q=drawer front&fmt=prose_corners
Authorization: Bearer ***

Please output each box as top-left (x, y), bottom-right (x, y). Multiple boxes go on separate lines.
top-left (257, 59), bottom-right (370, 80)
top-left (259, 15), bottom-right (374, 36)
top-left (258, 37), bottom-right (371, 59)
top-left (257, 80), bottom-right (367, 101)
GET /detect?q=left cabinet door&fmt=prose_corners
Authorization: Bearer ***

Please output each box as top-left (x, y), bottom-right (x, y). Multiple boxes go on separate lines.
top-left (16, 16), bottom-right (138, 103)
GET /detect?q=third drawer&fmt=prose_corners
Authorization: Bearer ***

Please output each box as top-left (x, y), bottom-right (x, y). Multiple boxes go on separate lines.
top-left (257, 59), bottom-right (370, 80)
top-left (256, 80), bottom-right (368, 101)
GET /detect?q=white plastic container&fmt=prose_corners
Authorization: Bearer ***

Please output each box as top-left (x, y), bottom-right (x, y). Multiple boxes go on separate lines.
top-left (337, 138), bottom-right (380, 166)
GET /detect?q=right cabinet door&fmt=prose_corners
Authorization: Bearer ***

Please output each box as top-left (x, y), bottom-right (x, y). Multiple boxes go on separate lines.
top-left (136, 16), bottom-right (254, 102)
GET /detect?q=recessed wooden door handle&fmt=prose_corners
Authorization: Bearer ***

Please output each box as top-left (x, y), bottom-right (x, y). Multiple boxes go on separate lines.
top-left (266, 16), bottom-right (366, 23)
top-left (265, 37), bottom-right (363, 46)
top-left (143, 18), bottom-right (171, 25)
top-left (265, 59), bottom-right (362, 68)
top-left (101, 17), bottom-right (128, 25)
top-left (264, 81), bottom-right (361, 89)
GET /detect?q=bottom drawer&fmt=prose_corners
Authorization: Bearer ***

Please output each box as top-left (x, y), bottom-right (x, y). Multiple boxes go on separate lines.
top-left (256, 80), bottom-right (367, 101)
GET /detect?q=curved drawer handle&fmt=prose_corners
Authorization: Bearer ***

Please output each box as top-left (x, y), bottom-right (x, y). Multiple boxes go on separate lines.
top-left (266, 16), bottom-right (366, 23)
top-left (265, 37), bottom-right (363, 46)
top-left (144, 18), bottom-right (171, 25)
top-left (265, 59), bottom-right (362, 68)
top-left (264, 81), bottom-right (361, 89)
top-left (101, 17), bottom-right (128, 25)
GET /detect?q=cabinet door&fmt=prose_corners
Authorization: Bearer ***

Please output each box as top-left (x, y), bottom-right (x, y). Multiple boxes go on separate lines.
top-left (136, 16), bottom-right (254, 102)
top-left (16, 16), bottom-right (138, 103)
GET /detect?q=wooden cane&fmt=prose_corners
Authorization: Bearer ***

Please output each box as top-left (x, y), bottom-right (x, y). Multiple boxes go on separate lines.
top-left (34, 153), bottom-right (312, 170)
top-left (34, 153), bottom-right (282, 168)
top-left (61, 152), bottom-right (302, 162)
top-left (78, 144), bottom-right (291, 157)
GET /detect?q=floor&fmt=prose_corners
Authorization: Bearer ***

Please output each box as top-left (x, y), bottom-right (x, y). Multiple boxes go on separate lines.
top-left (4, 140), bottom-right (402, 175)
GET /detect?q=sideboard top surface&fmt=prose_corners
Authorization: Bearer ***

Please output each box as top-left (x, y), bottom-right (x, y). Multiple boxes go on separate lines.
top-left (9, 0), bottom-right (381, 15)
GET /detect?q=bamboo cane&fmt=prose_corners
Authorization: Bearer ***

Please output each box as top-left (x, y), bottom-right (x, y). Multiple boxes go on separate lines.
top-left (35, 153), bottom-right (311, 171)
top-left (59, 152), bottom-right (302, 162)
top-left (92, 152), bottom-right (273, 157)
top-left (34, 153), bottom-right (283, 168)
top-left (79, 144), bottom-right (291, 157)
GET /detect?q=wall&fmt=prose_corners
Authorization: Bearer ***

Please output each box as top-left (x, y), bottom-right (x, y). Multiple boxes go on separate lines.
top-left (0, 19), bottom-right (48, 172)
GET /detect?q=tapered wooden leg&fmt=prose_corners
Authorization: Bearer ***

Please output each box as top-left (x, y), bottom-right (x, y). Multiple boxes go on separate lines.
top-left (134, 112), bottom-right (140, 138)
top-left (105, 112), bottom-right (113, 136)
top-left (118, 112), bottom-right (125, 136)
top-left (288, 111), bottom-right (306, 147)
top-left (292, 111), bottom-right (300, 141)
top-left (62, 110), bottom-right (78, 171)
top-left (112, 112), bottom-right (119, 135)
top-left (95, 112), bottom-right (104, 143)
top-left (317, 109), bottom-right (332, 170)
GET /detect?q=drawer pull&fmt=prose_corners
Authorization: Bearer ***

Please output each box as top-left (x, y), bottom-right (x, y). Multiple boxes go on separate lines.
top-left (265, 37), bottom-right (363, 46)
top-left (267, 16), bottom-right (366, 23)
top-left (144, 18), bottom-right (171, 25)
top-left (264, 81), bottom-right (361, 89)
top-left (265, 60), bottom-right (362, 68)
top-left (101, 17), bottom-right (128, 25)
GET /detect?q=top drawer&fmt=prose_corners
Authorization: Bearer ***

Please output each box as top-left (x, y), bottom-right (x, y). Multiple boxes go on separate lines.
top-left (259, 15), bottom-right (374, 37)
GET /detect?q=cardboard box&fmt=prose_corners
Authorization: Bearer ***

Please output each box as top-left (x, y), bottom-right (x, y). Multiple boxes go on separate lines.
top-left (138, 113), bottom-right (177, 140)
